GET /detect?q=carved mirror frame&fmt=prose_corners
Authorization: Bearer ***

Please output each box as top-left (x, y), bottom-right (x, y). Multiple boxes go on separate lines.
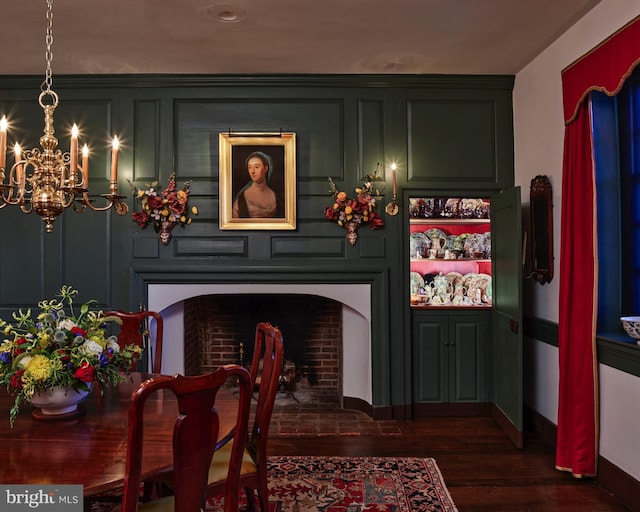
top-left (529, 175), bottom-right (554, 284)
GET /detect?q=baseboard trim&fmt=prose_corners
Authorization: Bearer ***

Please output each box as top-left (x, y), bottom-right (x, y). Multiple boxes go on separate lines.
top-left (342, 396), bottom-right (396, 420)
top-left (526, 406), bottom-right (640, 510)
top-left (598, 456), bottom-right (640, 511)
top-left (412, 402), bottom-right (491, 417)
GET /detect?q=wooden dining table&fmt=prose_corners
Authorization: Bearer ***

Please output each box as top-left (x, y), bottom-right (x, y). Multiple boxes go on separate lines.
top-left (0, 372), bottom-right (238, 497)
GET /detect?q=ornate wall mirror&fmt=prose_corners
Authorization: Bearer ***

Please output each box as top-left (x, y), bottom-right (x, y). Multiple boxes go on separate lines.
top-left (529, 175), bottom-right (554, 284)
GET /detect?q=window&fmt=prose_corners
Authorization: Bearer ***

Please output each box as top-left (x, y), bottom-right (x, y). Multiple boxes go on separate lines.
top-left (592, 66), bottom-right (640, 339)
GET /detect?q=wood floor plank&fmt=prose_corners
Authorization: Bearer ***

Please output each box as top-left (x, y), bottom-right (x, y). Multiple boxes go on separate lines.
top-left (269, 414), bottom-right (631, 511)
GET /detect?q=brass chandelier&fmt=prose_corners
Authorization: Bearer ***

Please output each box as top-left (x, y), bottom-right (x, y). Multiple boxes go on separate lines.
top-left (0, 0), bottom-right (128, 233)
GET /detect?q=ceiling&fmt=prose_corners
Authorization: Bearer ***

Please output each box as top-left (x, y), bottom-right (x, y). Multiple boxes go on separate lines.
top-left (0, 0), bottom-right (601, 76)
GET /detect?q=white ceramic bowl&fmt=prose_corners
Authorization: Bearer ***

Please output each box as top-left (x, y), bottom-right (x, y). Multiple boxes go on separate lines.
top-left (620, 316), bottom-right (640, 340)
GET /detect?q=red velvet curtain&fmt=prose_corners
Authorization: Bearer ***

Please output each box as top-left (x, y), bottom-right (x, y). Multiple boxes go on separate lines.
top-left (557, 15), bottom-right (640, 478)
top-left (556, 100), bottom-right (598, 477)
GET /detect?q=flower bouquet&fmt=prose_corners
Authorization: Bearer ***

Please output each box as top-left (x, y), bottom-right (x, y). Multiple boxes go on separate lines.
top-left (324, 172), bottom-right (384, 245)
top-left (130, 172), bottom-right (198, 245)
top-left (0, 286), bottom-right (142, 426)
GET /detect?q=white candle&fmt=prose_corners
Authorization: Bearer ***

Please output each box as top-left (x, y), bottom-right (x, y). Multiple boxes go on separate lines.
top-left (0, 116), bottom-right (7, 170)
top-left (70, 124), bottom-right (78, 175)
top-left (110, 136), bottom-right (119, 183)
top-left (81, 144), bottom-right (89, 187)
top-left (14, 143), bottom-right (22, 185)
top-left (391, 163), bottom-right (397, 197)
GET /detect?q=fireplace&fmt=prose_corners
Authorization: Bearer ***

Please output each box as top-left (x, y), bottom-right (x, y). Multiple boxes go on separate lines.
top-left (183, 294), bottom-right (342, 394)
top-left (146, 283), bottom-right (373, 406)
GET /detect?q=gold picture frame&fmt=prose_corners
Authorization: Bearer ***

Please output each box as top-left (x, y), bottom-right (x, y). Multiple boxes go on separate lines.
top-left (219, 132), bottom-right (296, 230)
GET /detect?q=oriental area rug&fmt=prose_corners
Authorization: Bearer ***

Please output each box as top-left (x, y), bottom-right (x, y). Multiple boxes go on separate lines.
top-left (90, 456), bottom-right (457, 512)
top-left (205, 455), bottom-right (459, 512)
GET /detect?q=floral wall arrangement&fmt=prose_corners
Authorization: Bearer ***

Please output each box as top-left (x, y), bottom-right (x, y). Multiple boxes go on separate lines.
top-left (324, 171), bottom-right (385, 246)
top-left (130, 173), bottom-right (198, 245)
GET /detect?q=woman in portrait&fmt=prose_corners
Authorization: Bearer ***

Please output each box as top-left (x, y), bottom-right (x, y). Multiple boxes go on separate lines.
top-left (232, 151), bottom-right (284, 218)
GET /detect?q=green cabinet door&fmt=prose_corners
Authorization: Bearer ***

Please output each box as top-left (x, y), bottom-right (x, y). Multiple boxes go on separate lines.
top-left (491, 186), bottom-right (523, 448)
top-left (412, 314), bottom-right (448, 403)
top-left (450, 315), bottom-right (487, 403)
top-left (412, 311), bottom-right (489, 412)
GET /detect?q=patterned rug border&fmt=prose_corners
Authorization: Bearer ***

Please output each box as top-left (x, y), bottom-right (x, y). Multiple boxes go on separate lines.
top-left (263, 455), bottom-right (458, 512)
top-left (90, 455), bottom-right (458, 512)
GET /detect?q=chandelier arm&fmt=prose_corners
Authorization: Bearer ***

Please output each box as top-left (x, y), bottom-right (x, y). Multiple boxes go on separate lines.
top-left (81, 191), bottom-right (127, 213)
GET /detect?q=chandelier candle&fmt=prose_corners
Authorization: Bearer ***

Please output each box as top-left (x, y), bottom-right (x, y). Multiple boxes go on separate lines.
top-left (70, 124), bottom-right (78, 177)
top-left (0, 117), bottom-right (6, 170)
top-left (81, 144), bottom-right (89, 187)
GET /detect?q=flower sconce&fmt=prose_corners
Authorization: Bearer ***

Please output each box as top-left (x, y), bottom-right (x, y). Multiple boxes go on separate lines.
top-left (129, 173), bottom-right (198, 245)
top-left (323, 169), bottom-right (385, 246)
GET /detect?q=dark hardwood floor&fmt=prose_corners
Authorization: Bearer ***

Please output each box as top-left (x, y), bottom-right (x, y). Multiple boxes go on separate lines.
top-left (268, 407), bottom-right (631, 511)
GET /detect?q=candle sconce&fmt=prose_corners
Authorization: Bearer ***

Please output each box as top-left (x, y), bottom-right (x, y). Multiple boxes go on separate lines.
top-left (385, 162), bottom-right (399, 216)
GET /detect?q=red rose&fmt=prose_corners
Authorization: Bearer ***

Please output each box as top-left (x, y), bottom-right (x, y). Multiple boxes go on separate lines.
top-left (132, 211), bottom-right (149, 227)
top-left (10, 370), bottom-right (24, 389)
top-left (73, 362), bottom-right (95, 383)
top-left (147, 195), bottom-right (163, 209)
top-left (71, 326), bottom-right (86, 338)
top-left (16, 338), bottom-right (27, 345)
top-left (368, 213), bottom-right (384, 229)
top-left (324, 206), bottom-right (338, 221)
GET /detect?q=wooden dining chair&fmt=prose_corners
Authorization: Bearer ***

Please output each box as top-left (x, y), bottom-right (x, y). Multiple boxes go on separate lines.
top-left (107, 309), bottom-right (163, 374)
top-left (119, 365), bottom-right (252, 512)
top-left (207, 322), bottom-right (284, 511)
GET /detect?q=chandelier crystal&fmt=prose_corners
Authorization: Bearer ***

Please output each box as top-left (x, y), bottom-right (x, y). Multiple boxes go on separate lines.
top-left (0, 0), bottom-right (127, 233)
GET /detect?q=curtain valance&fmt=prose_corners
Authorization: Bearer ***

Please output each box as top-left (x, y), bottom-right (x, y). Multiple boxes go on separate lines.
top-left (562, 15), bottom-right (640, 124)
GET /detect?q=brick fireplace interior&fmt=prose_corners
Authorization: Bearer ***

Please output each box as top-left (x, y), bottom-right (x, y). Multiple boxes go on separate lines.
top-left (182, 294), bottom-right (343, 398)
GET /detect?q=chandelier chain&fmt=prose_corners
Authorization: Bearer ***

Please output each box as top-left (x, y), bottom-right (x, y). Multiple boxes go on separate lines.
top-left (0, 0), bottom-right (127, 233)
top-left (42, 0), bottom-right (54, 93)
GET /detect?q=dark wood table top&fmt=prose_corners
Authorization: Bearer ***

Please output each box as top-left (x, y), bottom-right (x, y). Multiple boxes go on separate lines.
top-left (0, 373), bottom-right (237, 496)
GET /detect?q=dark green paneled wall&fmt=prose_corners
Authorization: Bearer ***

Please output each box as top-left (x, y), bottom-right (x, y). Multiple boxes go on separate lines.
top-left (0, 74), bottom-right (514, 415)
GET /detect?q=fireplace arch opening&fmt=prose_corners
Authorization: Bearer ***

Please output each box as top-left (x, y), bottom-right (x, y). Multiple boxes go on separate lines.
top-left (147, 282), bottom-right (373, 407)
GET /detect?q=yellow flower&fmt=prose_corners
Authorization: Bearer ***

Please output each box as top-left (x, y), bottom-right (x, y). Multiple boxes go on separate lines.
top-left (24, 354), bottom-right (53, 382)
top-left (161, 209), bottom-right (170, 217)
top-left (191, 206), bottom-right (198, 215)
top-left (354, 187), bottom-right (363, 194)
top-left (177, 190), bottom-right (187, 202)
top-left (337, 191), bottom-right (347, 202)
top-left (345, 206), bottom-right (353, 214)
top-left (137, 190), bottom-right (145, 198)
top-left (180, 215), bottom-right (186, 223)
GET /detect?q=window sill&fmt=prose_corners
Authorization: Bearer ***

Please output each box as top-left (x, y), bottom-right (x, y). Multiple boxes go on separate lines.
top-left (597, 333), bottom-right (640, 377)
top-left (524, 315), bottom-right (640, 377)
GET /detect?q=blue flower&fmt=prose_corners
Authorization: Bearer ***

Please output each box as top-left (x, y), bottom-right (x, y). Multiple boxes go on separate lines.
top-left (0, 352), bottom-right (11, 364)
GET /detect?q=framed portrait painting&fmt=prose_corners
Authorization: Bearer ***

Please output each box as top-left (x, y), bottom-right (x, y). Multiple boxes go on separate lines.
top-left (219, 132), bottom-right (296, 230)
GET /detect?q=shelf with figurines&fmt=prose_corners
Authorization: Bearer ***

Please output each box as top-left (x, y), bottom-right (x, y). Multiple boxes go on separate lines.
top-left (409, 196), bottom-right (492, 309)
